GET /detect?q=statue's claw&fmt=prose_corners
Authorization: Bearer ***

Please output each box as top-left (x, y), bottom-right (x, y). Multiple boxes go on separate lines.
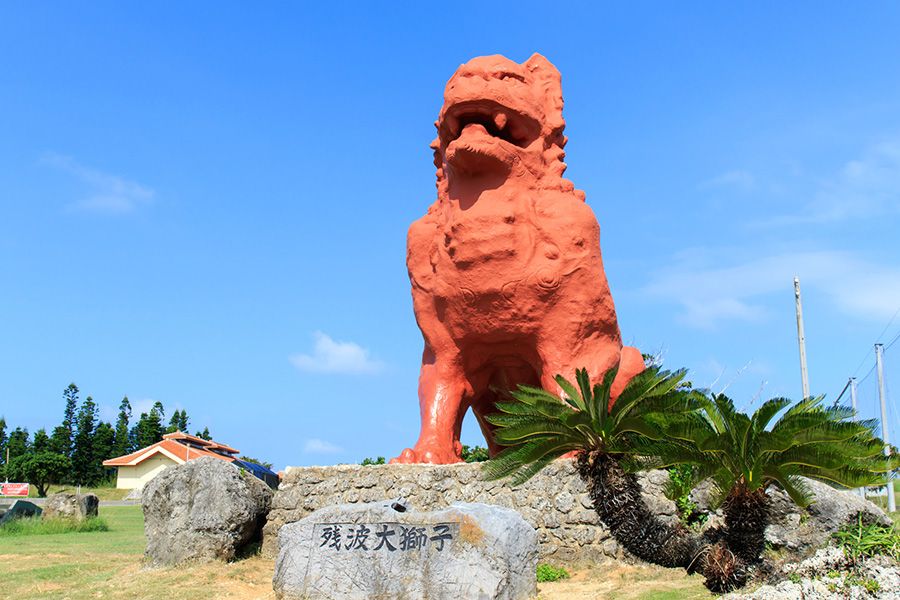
top-left (390, 445), bottom-right (464, 465)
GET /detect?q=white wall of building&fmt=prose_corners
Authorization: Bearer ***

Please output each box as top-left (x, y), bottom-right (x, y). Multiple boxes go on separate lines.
top-left (115, 454), bottom-right (181, 490)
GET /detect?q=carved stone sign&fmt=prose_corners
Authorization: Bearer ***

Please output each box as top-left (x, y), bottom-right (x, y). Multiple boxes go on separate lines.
top-left (274, 500), bottom-right (538, 600)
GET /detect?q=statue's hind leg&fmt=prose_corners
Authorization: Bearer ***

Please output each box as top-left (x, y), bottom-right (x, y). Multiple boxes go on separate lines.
top-left (470, 390), bottom-right (505, 458)
top-left (537, 341), bottom-right (645, 406)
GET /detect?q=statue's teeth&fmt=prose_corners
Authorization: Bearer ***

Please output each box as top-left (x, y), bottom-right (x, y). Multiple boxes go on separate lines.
top-left (493, 112), bottom-right (508, 130)
top-left (447, 116), bottom-right (460, 138)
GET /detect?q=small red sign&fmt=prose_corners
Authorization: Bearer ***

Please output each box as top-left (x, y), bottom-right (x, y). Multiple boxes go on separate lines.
top-left (1, 483), bottom-right (29, 496)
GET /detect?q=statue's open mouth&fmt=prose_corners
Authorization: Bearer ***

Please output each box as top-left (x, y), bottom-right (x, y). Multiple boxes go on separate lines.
top-left (440, 101), bottom-right (541, 173)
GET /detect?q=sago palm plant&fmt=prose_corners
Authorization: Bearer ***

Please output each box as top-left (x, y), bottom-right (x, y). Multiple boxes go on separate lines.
top-left (482, 365), bottom-right (704, 567)
top-left (656, 393), bottom-right (900, 591)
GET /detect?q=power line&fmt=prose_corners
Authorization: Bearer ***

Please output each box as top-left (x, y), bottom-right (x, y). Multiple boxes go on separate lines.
top-left (859, 362), bottom-right (877, 386)
top-left (844, 305), bottom-right (900, 385)
top-left (876, 305), bottom-right (900, 344)
top-left (886, 329), bottom-right (900, 352)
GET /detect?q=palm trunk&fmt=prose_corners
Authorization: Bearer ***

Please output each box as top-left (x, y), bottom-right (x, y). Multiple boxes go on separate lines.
top-left (576, 451), bottom-right (701, 568)
top-left (695, 487), bottom-right (768, 593)
top-left (697, 540), bottom-right (750, 593)
top-left (723, 487), bottom-right (769, 564)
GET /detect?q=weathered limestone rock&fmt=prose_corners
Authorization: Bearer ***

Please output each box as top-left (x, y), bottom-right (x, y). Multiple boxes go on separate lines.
top-left (142, 456), bottom-right (273, 565)
top-left (724, 546), bottom-right (900, 599)
top-left (273, 500), bottom-right (538, 600)
top-left (43, 492), bottom-right (99, 520)
top-left (692, 477), bottom-right (890, 554)
top-left (264, 460), bottom-right (891, 566)
top-left (772, 479), bottom-right (890, 547)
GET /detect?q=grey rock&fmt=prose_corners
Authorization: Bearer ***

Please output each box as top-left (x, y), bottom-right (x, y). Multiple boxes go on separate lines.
top-left (725, 547), bottom-right (900, 599)
top-left (0, 499), bottom-right (42, 525)
top-left (762, 478), bottom-right (890, 553)
top-left (43, 492), bottom-right (99, 520)
top-left (142, 456), bottom-right (273, 565)
top-left (273, 500), bottom-right (538, 600)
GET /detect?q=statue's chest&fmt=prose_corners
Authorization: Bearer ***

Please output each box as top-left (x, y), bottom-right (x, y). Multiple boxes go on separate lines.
top-left (438, 211), bottom-right (537, 271)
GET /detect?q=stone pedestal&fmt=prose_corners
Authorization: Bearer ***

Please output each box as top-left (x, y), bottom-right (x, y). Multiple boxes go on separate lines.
top-left (264, 460), bottom-right (675, 564)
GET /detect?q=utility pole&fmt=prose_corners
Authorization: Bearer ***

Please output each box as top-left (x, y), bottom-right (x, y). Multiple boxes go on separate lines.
top-left (875, 343), bottom-right (896, 512)
top-left (850, 377), bottom-right (866, 498)
top-left (794, 277), bottom-right (810, 399)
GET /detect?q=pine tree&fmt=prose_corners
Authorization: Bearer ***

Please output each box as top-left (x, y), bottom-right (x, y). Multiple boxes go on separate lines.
top-left (134, 403), bottom-right (165, 449)
top-left (178, 410), bottom-right (190, 432)
top-left (32, 428), bottom-right (50, 453)
top-left (50, 383), bottom-right (79, 457)
top-left (166, 410), bottom-right (182, 434)
top-left (147, 402), bottom-right (164, 442)
top-left (71, 396), bottom-right (98, 485)
top-left (128, 416), bottom-right (140, 451)
top-left (0, 417), bottom-right (7, 472)
top-left (7, 427), bottom-right (30, 460)
top-left (114, 396), bottom-right (132, 456)
top-left (197, 427), bottom-right (212, 441)
top-left (92, 422), bottom-right (116, 483)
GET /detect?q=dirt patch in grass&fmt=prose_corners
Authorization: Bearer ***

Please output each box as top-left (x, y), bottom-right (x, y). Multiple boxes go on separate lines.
top-left (538, 562), bottom-right (711, 600)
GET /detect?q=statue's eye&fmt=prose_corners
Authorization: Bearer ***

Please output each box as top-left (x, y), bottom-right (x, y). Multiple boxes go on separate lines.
top-left (498, 72), bottom-right (525, 83)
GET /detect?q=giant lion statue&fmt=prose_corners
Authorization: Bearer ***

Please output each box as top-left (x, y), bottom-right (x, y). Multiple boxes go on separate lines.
top-left (393, 53), bottom-right (644, 464)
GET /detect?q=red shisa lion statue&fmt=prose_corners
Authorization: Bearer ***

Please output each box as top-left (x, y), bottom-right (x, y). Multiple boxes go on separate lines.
top-left (393, 54), bottom-right (643, 464)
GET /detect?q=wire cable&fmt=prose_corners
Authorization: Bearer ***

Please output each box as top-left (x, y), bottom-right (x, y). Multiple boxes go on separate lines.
top-left (886, 329), bottom-right (900, 352)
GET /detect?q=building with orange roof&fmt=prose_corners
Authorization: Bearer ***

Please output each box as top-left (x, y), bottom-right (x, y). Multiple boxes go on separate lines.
top-left (102, 431), bottom-right (277, 490)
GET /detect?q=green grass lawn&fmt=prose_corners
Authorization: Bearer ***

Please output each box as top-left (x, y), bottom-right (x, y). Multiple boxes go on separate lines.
top-left (0, 505), bottom-right (273, 600)
top-left (27, 483), bottom-right (131, 501)
top-left (0, 506), bottom-right (148, 599)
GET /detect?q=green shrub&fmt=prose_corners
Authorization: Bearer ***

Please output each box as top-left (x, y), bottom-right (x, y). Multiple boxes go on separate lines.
top-left (536, 563), bottom-right (570, 582)
top-left (0, 516), bottom-right (109, 536)
top-left (460, 445), bottom-right (489, 463)
top-left (665, 465), bottom-right (706, 527)
top-left (833, 514), bottom-right (900, 562)
top-left (360, 456), bottom-right (385, 466)
top-left (845, 576), bottom-right (880, 593)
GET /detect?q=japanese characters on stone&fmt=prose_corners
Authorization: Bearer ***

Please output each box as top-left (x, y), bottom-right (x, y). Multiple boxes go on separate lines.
top-left (316, 523), bottom-right (456, 553)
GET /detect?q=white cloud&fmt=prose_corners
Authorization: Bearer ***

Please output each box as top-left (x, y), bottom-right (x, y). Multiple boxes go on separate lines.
top-left (699, 169), bottom-right (755, 191)
top-left (642, 250), bottom-right (900, 329)
top-left (129, 398), bottom-right (162, 417)
top-left (289, 331), bottom-right (384, 374)
top-left (99, 397), bottom-right (171, 423)
top-left (303, 438), bottom-right (344, 454)
top-left (41, 152), bottom-right (155, 214)
top-left (760, 141), bottom-right (900, 226)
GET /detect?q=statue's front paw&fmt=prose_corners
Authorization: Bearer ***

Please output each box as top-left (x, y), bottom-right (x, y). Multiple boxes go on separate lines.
top-left (389, 448), bottom-right (421, 464)
top-left (390, 444), bottom-right (463, 465)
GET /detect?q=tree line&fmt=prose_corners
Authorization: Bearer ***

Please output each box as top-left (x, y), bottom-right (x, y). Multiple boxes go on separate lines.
top-left (0, 383), bottom-right (212, 495)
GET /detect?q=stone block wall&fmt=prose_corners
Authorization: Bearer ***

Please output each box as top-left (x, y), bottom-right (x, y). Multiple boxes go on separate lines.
top-left (263, 459), bottom-right (677, 565)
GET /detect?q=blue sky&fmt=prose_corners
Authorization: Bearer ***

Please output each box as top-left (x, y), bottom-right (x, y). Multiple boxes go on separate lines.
top-left (2, 3), bottom-right (900, 470)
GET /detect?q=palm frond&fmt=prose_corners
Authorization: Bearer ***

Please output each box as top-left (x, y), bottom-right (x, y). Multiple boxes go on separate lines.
top-left (554, 374), bottom-right (587, 413)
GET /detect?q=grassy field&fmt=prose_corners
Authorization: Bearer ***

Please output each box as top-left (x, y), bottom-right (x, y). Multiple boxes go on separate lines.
top-left (0, 505), bottom-right (272, 600)
top-left (27, 483), bottom-right (131, 501)
top-left (0, 505), bottom-right (712, 600)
